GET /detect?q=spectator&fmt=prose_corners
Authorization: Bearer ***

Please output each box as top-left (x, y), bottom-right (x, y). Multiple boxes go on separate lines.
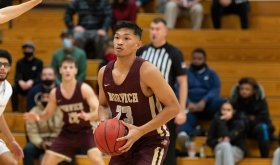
top-left (51, 30), bottom-right (87, 84)
top-left (164, 0), bottom-right (204, 29)
top-left (178, 48), bottom-right (224, 144)
top-left (137, 18), bottom-right (187, 165)
top-left (231, 77), bottom-right (275, 157)
top-left (206, 101), bottom-right (246, 165)
top-left (111, 0), bottom-right (137, 31)
top-left (211, 0), bottom-right (249, 29)
top-left (12, 41), bottom-right (43, 112)
top-left (23, 90), bottom-right (63, 165)
top-left (26, 66), bottom-right (56, 111)
top-left (64, 0), bottom-right (112, 59)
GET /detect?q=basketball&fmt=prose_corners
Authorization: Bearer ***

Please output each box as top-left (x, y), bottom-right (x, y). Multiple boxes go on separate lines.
top-left (94, 118), bottom-right (128, 156)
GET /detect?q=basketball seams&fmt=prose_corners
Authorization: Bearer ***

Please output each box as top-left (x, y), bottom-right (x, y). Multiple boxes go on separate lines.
top-left (94, 129), bottom-right (107, 154)
top-left (114, 120), bottom-right (121, 153)
top-left (104, 120), bottom-right (113, 153)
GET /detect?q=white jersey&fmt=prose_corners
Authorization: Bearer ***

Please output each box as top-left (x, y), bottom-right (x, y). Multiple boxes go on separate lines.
top-left (0, 80), bottom-right (12, 116)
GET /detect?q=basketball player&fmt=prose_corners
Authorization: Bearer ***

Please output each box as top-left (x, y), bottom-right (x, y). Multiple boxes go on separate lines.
top-left (0, 0), bottom-right (42, 24)
top-left (136, 17), bottom-right (187, 165)
top-left (98, 21), bottom-right (180, 165)
top-left (0, 49), bottom-right (24, 165)
top-left (24, 56), bottom-right (104, 165)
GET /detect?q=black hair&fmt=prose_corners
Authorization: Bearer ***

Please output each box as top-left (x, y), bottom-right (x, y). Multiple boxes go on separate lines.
top-left (192, 48), bottom-right (207, 58)
top-left (151, 17), bottom-right (167, 26)
top-left (59, 55), bottom-right (77, 67)
top-left (0, 49), bottom-right (12, 65)
top-left (114, 21), bottom-right (143, 39)
top-left (238, 77), bottom-right (258, 89)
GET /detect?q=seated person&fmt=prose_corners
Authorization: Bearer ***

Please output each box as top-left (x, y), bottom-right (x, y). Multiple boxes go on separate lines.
top-left (64, 0), bottom-right (112, 59)
top-left (12, 41), bottom-right (43, 112)
top-left (111, 0), bottom-right (137, 31)
top-left (207, 101), bottom-right (246, 165)
top-left (211, 0), bottom-right (249, 29)
top-left (51, 30), bottom-right (87, 84)
top-left (26, 66), bottom-right (56, 111)
top-left (164, 0), bottom-right (204, 29)
top-left (231, 77), bottom-right (275, 158)
top-left (178, 48), bottom-right (224, 145)
top-left (23, 90), bottom-right (63, 165)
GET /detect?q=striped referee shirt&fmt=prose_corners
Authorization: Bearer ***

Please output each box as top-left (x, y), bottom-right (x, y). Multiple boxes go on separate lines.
top-left (137, 43), bottom-right (186, 90)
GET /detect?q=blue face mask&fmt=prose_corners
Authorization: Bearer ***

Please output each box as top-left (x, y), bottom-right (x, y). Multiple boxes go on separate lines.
top-left (63, 38), bottom-right (72, 49)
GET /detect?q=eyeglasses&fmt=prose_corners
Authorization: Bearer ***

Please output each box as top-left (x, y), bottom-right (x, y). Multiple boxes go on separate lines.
top-left (0, 62), bottom-right (10, 68)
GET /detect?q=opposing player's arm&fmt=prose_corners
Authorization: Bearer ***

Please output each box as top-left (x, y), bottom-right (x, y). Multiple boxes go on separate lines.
top-left (139, 62), bottom-right (180, 135)
top-left (97, 67), bottom-right (112, 121)
top-left (24, 88), bottom-right (57, 122)
top-left (0, 0), bottom-right (42, 24)
top-left (80, 83), bottom-right (99, 121)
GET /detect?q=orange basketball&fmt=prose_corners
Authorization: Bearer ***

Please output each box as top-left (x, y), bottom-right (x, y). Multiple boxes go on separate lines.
top-left (94, 118), bottom-right (128, 156)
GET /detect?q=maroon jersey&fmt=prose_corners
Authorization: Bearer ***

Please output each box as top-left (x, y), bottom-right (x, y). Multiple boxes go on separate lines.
top-left (56, 81), bottom-right (92, 133)
top-left (103, 57), bottom-right (169, 137)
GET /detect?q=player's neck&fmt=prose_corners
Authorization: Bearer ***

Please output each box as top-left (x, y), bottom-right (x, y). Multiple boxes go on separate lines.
top-left (61, 79), bottom-right (77, 89)
top-left (115, 55), bottom-right (136, 71)
top-left (152, 40), bottom-right (166, 48)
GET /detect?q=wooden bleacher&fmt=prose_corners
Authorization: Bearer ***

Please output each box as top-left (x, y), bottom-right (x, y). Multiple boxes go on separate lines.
top-left (136, 0), bottom-right (280, 29)
top-left (0, 2), bottom-right (279, 164)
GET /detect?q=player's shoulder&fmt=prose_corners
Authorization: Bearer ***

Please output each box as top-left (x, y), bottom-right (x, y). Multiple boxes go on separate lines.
top-left (140, 60), bottom-right (160, 76)
top-left (4, 80), bottom-right (12, 93)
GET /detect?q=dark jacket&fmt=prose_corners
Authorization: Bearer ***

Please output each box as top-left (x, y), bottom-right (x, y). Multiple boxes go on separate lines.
top-left (64, 0), bottom-right (112, 30)
top-left (231, 86), bottom-right (275, 135)
top-left (207, 112), bottom-right (247, 153)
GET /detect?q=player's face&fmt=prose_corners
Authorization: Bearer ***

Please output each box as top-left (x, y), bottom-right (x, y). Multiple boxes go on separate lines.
top-left (59, 62), bottom-right (77, 81)
top-left (41, 68), bottom-right (55, 81)
top-left (113, 28), bottom-right (141, 57)
top-left (0, 57), bottom-right (10, 82)
top-left (221, 103), bottom-right (234, 120)
top-left (239, 83), bottom-right (254, 99)
top-left (149, 22), bottom-right (167, 43)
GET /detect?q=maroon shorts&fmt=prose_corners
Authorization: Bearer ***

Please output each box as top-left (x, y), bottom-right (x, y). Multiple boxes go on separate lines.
top-left (109, 135), bottom-right (169, 165)
top-left (49, 129), bottom-right (95, 160)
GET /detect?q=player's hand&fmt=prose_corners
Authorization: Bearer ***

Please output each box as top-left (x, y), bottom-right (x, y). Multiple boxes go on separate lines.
top-left (23, 112), bottom-right (40, 121)
top-left (78, 111), bottom-right (91, 121)
top-left (175, 111), bottom-right (187, 125)
top-left (116, 121), bottom-right (144, 153)
top-left (9, 140), bottom-right (24, 160)
top-left (97, 29), bottom-right (107, 36)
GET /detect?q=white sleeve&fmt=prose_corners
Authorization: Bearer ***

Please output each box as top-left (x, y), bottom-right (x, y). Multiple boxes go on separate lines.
top-left (0, 81), bottom-right (12, 116)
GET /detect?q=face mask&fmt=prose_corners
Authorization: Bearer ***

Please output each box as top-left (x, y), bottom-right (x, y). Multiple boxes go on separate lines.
top-left (24, 52), bottom-right (34, 58)
top-left (190, 63), bottom-right (206, 71)
top-left (41, 101), bottom-right (48, 107)
top-left (63, 38), bottom-right (73, 49)
top-left (42, 79), bottom-right (54, 86)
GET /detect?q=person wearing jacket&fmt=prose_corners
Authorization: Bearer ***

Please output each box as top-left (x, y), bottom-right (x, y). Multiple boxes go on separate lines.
top-left (23, 90), bottom-right (63, 165)
top-left (231, 77), bottom-right (275, 158)
top-left (178, 48), bottom-right (224, 142)
top-left (207, 101), bottom-right (246, 165)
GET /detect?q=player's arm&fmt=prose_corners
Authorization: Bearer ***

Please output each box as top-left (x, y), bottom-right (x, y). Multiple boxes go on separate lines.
top-left (0, 114), bottom-right (23, 159)
top-left (24, 88), bottom-right (57, 122)
top-left (138, 62), bottom-right (180, 134)
top-left (175, 74), bottom-right (188, 125)
top-left (0, 0), bottom-right (42, 24)
top-left (79, 83), bottom-right (99, 121)
top-left (97, 67), bottom-right (112, 121)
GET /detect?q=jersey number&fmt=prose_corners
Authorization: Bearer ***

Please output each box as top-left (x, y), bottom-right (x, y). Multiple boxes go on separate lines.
top-left (69, 112), bottom-right (80, 124)
top-left (116, 105), bottom-right (133, 124)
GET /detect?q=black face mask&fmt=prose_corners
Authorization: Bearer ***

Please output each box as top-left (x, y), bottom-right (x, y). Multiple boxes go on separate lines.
top-left (190, 63), bottom-right (206, 71)
top-left (23, 52), bottom-right (33, 58)
top-left (42, 79), bottom-right (54, 86)
top-left (41, 101), bottom-right (48, 107)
